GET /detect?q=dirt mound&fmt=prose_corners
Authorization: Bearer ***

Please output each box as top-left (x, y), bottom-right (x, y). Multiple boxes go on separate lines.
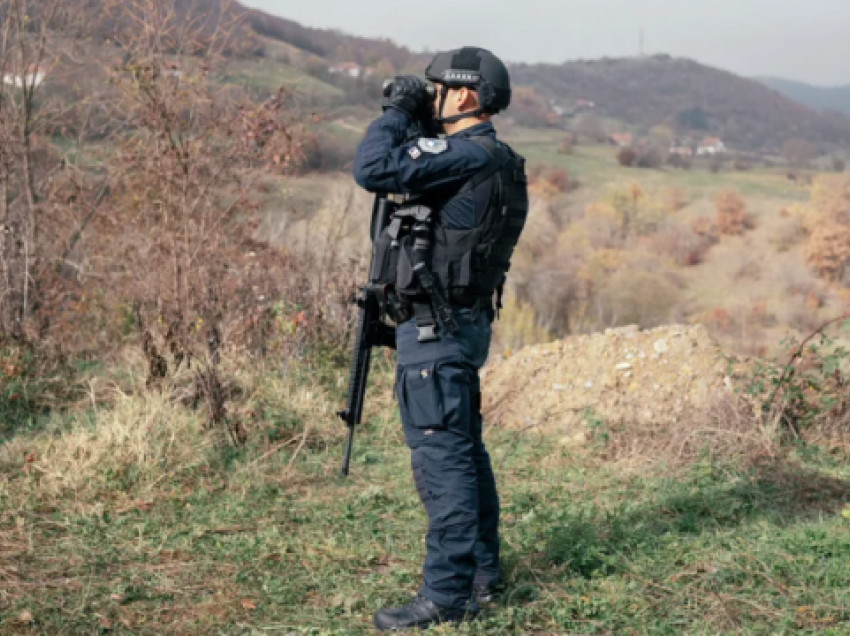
top-left (483, 325), bottom-right (740, 438)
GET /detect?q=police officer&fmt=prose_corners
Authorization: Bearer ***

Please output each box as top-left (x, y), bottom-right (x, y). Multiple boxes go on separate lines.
top-left (353, 46), bottom-right (528, 632)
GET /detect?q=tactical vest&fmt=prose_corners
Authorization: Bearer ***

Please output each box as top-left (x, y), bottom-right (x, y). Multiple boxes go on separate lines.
top-left (371, 136), bottom-right (529, 338)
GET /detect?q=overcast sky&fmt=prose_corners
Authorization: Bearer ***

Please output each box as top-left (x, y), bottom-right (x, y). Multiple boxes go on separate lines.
top-left (240, 0), bottom-right (850, 86)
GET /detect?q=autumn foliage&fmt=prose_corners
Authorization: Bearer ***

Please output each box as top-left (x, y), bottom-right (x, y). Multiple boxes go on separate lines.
top-left (802, 175), bottom-right (850, 281)
top-left (714, 189), bottom-right (747, 235)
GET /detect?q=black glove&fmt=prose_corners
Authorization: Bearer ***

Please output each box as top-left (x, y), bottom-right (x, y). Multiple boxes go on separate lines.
top-left (383, 75), bottom-right (431, 119)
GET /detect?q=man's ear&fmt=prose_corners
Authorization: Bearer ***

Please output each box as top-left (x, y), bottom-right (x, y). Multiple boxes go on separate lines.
top-left (458, 87), bottom-right (479, 112)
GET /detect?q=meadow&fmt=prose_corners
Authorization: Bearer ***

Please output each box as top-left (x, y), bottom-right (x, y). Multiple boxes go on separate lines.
top-left (2, 349), bottom-right (850, 635)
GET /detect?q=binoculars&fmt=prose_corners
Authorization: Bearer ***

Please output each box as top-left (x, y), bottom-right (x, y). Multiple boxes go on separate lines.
top-left (382, 78), bottom-right (437, 100)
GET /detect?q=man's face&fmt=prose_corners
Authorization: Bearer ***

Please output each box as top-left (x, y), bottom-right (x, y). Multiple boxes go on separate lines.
top-left (431, 83), bottom-right (475, 121)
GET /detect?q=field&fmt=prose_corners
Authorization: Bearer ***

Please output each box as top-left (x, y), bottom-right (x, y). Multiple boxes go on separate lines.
top-left (2, 352), bottom-right (850, 635)
top-left (503, 129), bottom-right (808, 201)
top-left (219, 58), bottom-right (345, 101)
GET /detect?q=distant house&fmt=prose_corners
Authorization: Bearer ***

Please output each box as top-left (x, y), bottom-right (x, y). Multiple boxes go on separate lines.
top-left (608, 133), bottom-right (634, 147)
top-left (3, 65), bottom-right (46, 88)
top-left (328, 62), bottom-right (373, 79)
top-left (669, 145), bottom-right (693, 157)
top-left (696, 137), bottom-right (726, 156)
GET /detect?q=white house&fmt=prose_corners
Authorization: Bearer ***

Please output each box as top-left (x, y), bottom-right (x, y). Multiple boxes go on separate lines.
top-left (696, 137), bottom-right (727, 156)
top-left (3, 66), bottom-right (46, 88)
top-left (328, 62), bottom-right (373, 79)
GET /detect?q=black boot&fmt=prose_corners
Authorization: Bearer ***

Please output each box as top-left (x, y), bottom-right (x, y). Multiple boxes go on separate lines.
top-left (373, 594), bottom-right (476, 631)
top-left (474, 579), bottom-right (504, 605)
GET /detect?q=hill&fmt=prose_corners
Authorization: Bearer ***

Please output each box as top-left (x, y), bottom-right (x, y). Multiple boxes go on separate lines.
top-left (511, 55), bottom-right (850, 152)
top-left (28, 1), bottom-right (850, 152)
top-left (757, 77), bottom-right (850, 116)
top-left (123, 3), bottom-right (850, 153)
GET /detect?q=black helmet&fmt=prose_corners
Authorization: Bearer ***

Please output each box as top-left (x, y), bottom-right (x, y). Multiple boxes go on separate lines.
top-left (425, 47), bottom-right (511, 124)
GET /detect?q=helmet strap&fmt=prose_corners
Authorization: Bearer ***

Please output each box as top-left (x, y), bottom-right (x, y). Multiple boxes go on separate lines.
top-left (435, 84), bottom-right (485, 126)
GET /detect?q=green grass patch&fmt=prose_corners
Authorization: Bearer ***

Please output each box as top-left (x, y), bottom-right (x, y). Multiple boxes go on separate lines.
top-left (218, 59), bottom-right (344, 100)
top-left (503, 133), bottom-right (810, 201)
top-left (2, 363), bottom-right (850, 634)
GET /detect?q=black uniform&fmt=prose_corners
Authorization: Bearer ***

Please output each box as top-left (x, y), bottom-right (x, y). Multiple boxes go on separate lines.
top-left (354, 108), bottom-right (509, 610)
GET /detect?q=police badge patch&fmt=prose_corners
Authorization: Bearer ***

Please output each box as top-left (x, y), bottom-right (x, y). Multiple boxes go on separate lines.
top-left (418, 138), bottom-right (448, 154)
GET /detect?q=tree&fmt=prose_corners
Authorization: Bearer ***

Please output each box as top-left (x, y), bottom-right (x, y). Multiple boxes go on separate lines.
top-left (0, 0), bottom-right (91, 339)
top-left (805, 223), bottom-right (850, 281)
top-left (635, 144), bottom-right (664, 169)
top-left (782, 138), bottom-right (817, 171)
top-left (617, 147), bottom-right (636, 167)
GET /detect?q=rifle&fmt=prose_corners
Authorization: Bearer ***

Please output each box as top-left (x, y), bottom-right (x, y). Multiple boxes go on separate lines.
top-left (338, 194), bottom-right (398, 477)
top-left (339, 88), bottom-right (440, 476)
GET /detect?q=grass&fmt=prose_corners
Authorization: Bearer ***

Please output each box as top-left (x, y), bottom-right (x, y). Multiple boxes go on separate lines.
top-left (218, 59), bottom-right (344, 100)
top-left (2, 352), bottom-right (850, 635)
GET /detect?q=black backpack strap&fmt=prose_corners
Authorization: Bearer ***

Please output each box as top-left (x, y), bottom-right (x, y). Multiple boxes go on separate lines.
top-left (460, 136), bottom-right (511, 193)
top-left (411, 301), bottom-right (438, 342)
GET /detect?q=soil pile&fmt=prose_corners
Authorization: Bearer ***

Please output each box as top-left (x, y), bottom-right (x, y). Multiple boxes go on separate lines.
top-left (483, 325), bottom-right (742, 438)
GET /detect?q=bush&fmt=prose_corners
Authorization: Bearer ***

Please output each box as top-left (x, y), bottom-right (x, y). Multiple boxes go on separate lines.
top-left (597, 267), bottom-right (680, 328)
top-left (635, 145), bottom-right (664, 169)
top-left (805, 222), bottom-right (850, 281)
top-left (299, 130), bottom-right (357, 173)
top-left (617, 147), bottom-right (637, 167)
top-left (547, 168), bottom-right (570, 193)
top-left (714, 189), bottom-right (747, 235)
top-left (649, 223), bottom-right (716, 267)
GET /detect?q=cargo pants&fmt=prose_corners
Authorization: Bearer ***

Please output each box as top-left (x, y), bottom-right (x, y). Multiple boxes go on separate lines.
top-left (395, 306), bottom-right (500, 610)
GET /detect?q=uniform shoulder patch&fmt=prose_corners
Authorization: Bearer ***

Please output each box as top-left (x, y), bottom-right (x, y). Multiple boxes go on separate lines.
top-left (418, 138), bottom-right (448, 154)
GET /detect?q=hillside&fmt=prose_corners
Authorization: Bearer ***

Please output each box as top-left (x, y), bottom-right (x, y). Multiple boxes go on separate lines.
top-left (758, 77), bottom-right (850, 116)
top-left (511, 55), bottom-right (850, 152)
top-left (27, 0), bottom-right (850, 152)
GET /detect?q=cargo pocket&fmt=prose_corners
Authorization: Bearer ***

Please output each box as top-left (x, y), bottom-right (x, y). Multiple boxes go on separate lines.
top-left (400, 362), bottom-right (443, 430)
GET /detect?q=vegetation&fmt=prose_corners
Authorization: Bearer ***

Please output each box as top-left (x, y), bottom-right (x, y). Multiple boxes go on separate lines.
top-left (3, 3), bottom-right (850, 635)
top-left (4, 338), bottom-right (850, 634)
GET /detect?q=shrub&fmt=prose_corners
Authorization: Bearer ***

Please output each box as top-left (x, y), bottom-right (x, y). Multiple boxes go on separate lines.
top-left (635, 145), bottom-right (664, 169)
top-left (617, 147), bottom-right (637, 167)
top-left (493, 295), bottom-right (553, 353)
top-left (597, 266), bottom-right (680, 328)
top-left (805, 222), bottom-right (850, 281)
top-left (714, 189), bottom-right (747, 235)
top-left (649, 223), bottom-right (715, 267)
top-left (547, 168), bottom-right (570, 193)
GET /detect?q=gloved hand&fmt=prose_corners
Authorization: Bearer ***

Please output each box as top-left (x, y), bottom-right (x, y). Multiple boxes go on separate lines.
top-left (383, 75), bottom-right (431, 119)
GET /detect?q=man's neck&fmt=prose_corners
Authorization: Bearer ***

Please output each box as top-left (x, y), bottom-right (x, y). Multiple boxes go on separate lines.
top-left (444, 116), bottom-right (489, 137)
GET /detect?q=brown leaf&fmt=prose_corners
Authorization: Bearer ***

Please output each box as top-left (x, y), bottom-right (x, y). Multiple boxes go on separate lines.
top-left (240, 599), bottom-right (256, 610)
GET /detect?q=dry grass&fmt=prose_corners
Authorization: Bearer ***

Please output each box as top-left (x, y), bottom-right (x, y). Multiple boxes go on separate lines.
top-left (0, 389), bottom-right (210, 503)
top-left (0, 347), bottom-right (368, 508)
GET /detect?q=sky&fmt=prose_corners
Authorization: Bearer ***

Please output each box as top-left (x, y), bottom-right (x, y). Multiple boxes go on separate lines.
top-left (240, 0), bottom-right (850, 86)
